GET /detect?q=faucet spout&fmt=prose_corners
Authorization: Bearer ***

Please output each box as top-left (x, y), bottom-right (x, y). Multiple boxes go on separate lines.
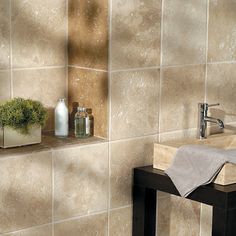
top-left (204, 117), bottom-right (225, 129)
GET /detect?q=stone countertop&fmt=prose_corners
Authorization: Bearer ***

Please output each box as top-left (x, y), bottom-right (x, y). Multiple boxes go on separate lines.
top-left (0, 131), bottom-right (107, 158)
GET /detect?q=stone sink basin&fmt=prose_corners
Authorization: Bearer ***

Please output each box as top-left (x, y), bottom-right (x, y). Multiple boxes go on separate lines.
top-left (153, 133), bottom-right (236, 185)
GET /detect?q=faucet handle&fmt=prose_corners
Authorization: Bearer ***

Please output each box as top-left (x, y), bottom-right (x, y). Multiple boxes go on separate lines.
top-left (207, 103), bottom-right (220, 108)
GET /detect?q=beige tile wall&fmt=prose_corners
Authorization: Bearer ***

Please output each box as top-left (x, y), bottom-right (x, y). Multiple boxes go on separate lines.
top-left (0, 0), bottom-right (67, 131)
top-left (1, 0), bottom-right (236, 235)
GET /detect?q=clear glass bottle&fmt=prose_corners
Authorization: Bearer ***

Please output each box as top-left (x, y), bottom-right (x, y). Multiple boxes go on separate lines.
top-left (86, 108), bottom-right (94, 137)
top-left (74, 107), bottom-right (90, 138)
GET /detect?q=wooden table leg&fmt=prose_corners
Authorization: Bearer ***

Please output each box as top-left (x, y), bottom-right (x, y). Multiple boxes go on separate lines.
top-left (132, 184), bottom-right (157, 236)
top-left (212, 207), bottom-right (236, 236)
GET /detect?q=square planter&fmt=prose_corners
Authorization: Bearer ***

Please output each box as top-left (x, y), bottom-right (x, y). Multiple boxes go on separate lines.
top-left (0, 125), bottom-right (41, 148)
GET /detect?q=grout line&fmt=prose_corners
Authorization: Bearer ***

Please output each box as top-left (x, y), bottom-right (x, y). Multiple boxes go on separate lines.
top-left (199, 203), bottom-right (203, 236)
top-left (68, 65), bottom-right (108, 73)
top-left (109, 133), bottom-right (159, 144)
top-left (158, 0), bottom-right (165, 143)
top-left (52, 152), bottom-right (55, 236)
top-left (109, 204), bottom-right (132, 212)
top-left (207, 60), bottom-right (236, 65)
top-left (111, 66), bottom-right (160, 73)
top-left (162, 63), bottom-right (205, 69)
top-left (1, 223), bottom-right (53, 235)
top-left (9, 0), bottom-right (13, 99)
top-left (54, 209), bottom-right (108, 225)
top-left (12, 65), bottom-right (66, 71)
top-left (65, 0), bottom-right (69, 105)
top-left (204, 0), bottom-right (210, 103)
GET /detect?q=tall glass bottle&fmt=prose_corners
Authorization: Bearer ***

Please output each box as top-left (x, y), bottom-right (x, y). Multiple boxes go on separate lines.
top-left (86, 108), bottom-right (94, 136)
top-left (74, 107), bottom-right (90, 138)
top-left (55, 98), bottom-right (69, 137)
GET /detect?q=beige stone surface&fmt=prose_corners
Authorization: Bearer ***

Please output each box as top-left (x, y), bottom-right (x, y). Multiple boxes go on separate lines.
top-left (68, 67), bottom-right (108, 138)
top-left (162, 0), bottom-right (207, 66)
top-left (208, 0), bottom-right (236, 62)
top-left (111, 69), bottom-right (159, 140)
top-left (206, 63), bottom-right (236, 125)
top-left (157, 195), bottom-right (201, 236)
top-left (109, 206), bottom-right (132, 236)
top-left (153, 133), bottom-right (236, 185)
top-left (110, 135), bottom-right (157, 208)
top-left (6, 224), bottom-right (52, 236)
top-left (200, 204), bottom-right (212, 236)
top-left (68, 0), bottom-right (108, 70)
top-left (160, 65), bottom-right (205, 133)
top-left (13, 68), bottom-right (67, 130)
top-left (53, 143), bottom-right (109, 221)
top-left (54, 213), bottom-right (108, 236)
top-left (111, 0), bottom-right (161, 70)
top-left (0, 0), bottom-right (10, 69)
top-left (0, 151), bottom-right (52, 233)
top-left (0, 71), bottom-right (11, 101)
top-left (12, 0), bottom-right (66, 67)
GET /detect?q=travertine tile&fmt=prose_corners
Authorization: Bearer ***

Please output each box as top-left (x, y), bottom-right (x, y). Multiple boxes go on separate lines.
top-left (206, 63), bottom-right (236, 124)
top-left (0, 71), bottom-right (11, 101)
top-left (6, 224), bottom-right (52, 236)
top-left (208, 0), bottom-right (236, 62)
top-left (53, 143), bottom-right (109, 221)
top-left (54, 213), bottom-right (108, 236)
top-left (200, 204), bottom-right (212, 236)
top-left (68, 0), bottom-right (108, 70)
top-left (162, 0), bottom-right (207, 66)
top-left (111, 0), bottom-right (161, 70)
top-left (0, 0), bottom-right (10, 69)
top-left (68, 67), bottom-right (108, 138)
top-left (109, 206), bottom-right (132, 236)
top-left (13, 68), bottom-right (67, 130)
top-left (157, 195), bottom-right (201, 236)
top-left (12, 0), bottom-right (66, 67)
top-left (0, 151), bottom-right (52, 233)
top-left (110, 136), bottom-right (156, 208)
top-left (111, 69), bottom-right (159, 140)
top-left (160, 65), bottom-right (205, 133)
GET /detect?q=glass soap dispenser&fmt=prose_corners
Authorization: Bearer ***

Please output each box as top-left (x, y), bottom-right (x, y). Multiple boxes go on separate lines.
top-left (86, 108), bottom-right (94, 137)
top-left (74, 107), bottom-right (90, 138)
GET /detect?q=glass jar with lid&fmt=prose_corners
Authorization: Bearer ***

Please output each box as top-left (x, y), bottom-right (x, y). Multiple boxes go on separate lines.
top-left (86, 108), bottom-right (94, 137)
top-left (74, 107), bottom-right (90, 138)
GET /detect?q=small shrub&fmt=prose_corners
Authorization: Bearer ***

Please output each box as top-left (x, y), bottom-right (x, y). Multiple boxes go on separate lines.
top-left (0, 98), bottom-right (48, 134)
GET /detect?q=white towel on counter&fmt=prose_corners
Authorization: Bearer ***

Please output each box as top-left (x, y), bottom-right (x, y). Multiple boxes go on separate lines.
top-left (165, 145), bottom-right (236, 197)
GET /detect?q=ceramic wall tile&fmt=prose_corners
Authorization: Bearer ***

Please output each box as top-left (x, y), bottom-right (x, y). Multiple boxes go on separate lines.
top-left (109, 206), bottom-right (132, 236)
top-left (208, 0), bottom-right (236, 62)
top-left (0, 71), bottom-right (11, 101)
top-left (111, 69), bottom-right (159, 140)
top-left (110, 136), bottom-right (156, 208)
top-left (68, 67), bottom-right (108, 137)
top-left (12, 0), bottom-right (66, 68)
top-left (0, 151), bottom-right (52, 233)
top-left (157, 195), bottom-right (201, 236)
top-left (160, 65), bottom-right (205, 133)
top-left (53, 143), bottom-right (109, 221)
top-left (111, 0), bottom-right (161, 70)
top-left (206, 63), bottom-right (236, 124)
top-left (0, 0), bottom-right (10, 69)
top-left (68, 0), bottom-right (108, 70)
top-left (162, 0), bottom-right (207, 66)
top-left (6, 225), bottom-right (52, 236)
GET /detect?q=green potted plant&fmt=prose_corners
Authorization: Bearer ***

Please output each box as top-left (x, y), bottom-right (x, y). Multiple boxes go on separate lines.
top-left (0, 98), bottom-right (47, 148)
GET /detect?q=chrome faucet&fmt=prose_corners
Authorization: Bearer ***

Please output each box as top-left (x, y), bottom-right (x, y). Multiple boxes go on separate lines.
top-left (198, 103), bottom-right (224, 139)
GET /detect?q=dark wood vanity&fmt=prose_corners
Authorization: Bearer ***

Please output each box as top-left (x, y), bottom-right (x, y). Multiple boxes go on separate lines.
top-left (132, 166), bottom-right (236, 236)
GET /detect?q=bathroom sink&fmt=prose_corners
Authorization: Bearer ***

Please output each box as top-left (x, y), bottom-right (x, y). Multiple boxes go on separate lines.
top-left (153, 133), bottom-right (236, 185)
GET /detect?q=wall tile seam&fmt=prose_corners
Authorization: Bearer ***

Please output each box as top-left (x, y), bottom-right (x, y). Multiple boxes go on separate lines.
top-left (68, 65), bottom-right (108, 73)
top-left (1, 222), bottom-right (53, 236)
top-left (111, 66), bottom-right (160, 73)
top-left (9, 0), bottom-right (13, 99)
top-left (53, 209), bottom-right (109, 225)
top-left (11, 66), bottom-right (67, 71)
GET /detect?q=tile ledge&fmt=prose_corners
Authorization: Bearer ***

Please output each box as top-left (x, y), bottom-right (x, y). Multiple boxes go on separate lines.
top-left (0, 131), bottom-right (107, 159)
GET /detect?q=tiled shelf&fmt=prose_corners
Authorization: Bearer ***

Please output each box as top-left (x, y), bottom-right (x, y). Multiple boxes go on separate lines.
top-left (0, 131), bottom-right (107, 158)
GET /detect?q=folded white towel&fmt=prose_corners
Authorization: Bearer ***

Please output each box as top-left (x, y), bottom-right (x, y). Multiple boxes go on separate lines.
top-left (165, 145), bottom-right (236, 197)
